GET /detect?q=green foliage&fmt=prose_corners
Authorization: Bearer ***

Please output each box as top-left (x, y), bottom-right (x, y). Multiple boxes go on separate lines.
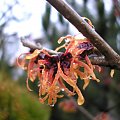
top-left (97, 0), bottom-right (105, 17)
top-left (0, 78), bottom-right (50, 120)
top-left (42, 4), bottom-right (51, 32)
top-left (41, 3), bottom-right (69, 50)
top-left (58, 13), bottom-right (64, 24)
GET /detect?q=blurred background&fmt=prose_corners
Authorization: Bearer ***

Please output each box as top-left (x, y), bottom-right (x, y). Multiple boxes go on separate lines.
top-left (0, 0), bottom-right (120, 120)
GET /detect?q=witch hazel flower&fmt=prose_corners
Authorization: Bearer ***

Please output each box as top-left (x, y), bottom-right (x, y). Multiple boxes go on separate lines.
top-left (17, 39), bottom-right (100, 106)
top-left (17, 18), bottom-right (100, 106)
top-left (17, 49), bottom-right (83, 105)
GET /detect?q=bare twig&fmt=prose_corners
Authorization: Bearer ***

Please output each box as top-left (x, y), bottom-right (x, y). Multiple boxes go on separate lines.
top-left (63, 93), bottom-right (94, 120)
top-left (21, 39), bottom-right (120, 70)
top-left (78, 106), bottom-right (94, 120)
top-left (91, 57), bottom-right (120, 70)
top-left (21, 38), bottom-right (61, 55)
top-left (46, 0), bottom-right (120, 67)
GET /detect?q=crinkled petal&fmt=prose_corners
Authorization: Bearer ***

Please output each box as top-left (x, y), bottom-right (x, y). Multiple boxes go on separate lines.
top-left (58, 62), bottom-right (84, 105)
top-left (25, 49), bottom-right (40, 59)
top-left (17, 53), bottom-right (29, 69)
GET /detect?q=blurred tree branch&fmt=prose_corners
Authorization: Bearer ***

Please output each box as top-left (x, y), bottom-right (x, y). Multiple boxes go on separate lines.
top-left (0, 0), bottom-right (31, 25)
top-left (0, 0), bottom-right (31, 63)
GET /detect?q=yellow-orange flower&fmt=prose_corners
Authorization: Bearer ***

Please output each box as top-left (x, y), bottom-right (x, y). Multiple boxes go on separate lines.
top-left (17, 17), bottom-right (100, 106)
top-left (56, 33), bottom-right (100, 87)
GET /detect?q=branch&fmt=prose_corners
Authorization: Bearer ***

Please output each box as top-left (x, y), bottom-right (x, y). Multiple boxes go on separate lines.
top-left (91, 57), bottom-right (120, 70)
top-left (21, 39), bottom-right (120, 70)
top-left (46, 0), bottom-right (120, 66)
top-left (78, 106), bottom-right (94, 120)
top-left (63, 93), bottom-right (95, 120)
top-left (21, 38), bottom-right (61, 55)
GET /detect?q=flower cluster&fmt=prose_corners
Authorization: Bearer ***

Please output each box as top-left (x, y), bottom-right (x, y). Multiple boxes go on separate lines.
top-left (17, 18), bottom-right (100, 106)
top-left (17, 33), bottom-right (100, 106)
